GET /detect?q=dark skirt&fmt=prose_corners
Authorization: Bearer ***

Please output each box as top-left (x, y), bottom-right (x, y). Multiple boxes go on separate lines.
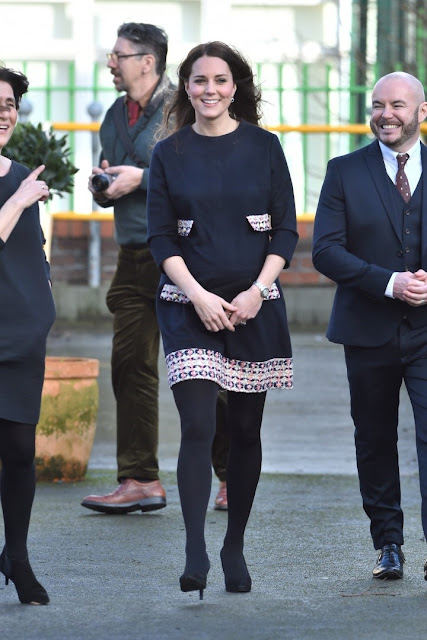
top-left (157, 280), bottom-right (293, 392)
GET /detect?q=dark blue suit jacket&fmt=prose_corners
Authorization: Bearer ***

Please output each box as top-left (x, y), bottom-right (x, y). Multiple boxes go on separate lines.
top-left (312, 140), bottom-right (427, 347)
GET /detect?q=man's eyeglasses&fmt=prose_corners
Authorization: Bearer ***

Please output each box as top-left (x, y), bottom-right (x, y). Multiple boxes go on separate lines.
top-left (107, 52), bottom-right (149, 64)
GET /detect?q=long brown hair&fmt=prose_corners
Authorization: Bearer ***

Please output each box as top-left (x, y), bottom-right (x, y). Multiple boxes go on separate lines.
top-left (160, 41), bottom-right (262, 137)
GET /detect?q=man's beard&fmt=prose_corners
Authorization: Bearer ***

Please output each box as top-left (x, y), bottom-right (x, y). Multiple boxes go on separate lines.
top-left (370, 108), bottom-right (419, 149)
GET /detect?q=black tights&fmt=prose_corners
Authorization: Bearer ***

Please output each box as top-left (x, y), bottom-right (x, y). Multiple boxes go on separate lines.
top-left (173, 380), bottom-right (266, 573)
top-left (0, 419), bottom-right (36, 561)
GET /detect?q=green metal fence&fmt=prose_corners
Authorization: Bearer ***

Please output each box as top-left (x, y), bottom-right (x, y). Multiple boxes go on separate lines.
top-left (12, 59), bottom-right (378, 214)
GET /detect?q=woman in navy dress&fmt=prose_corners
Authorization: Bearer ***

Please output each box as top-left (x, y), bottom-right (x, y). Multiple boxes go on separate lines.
top-left (0, 66), bottom-right (55, 605)
top-left (147, 42), bottom-right (298, 598)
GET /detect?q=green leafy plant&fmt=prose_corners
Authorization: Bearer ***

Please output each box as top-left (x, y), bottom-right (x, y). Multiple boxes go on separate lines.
top-left (5, 122), bottom-right (79, 199)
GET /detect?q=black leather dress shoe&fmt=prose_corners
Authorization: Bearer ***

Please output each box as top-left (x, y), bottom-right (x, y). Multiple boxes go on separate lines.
top-left (372, 544), bottom-right (404, 579)
top-left (423, 559), bottom-right (427, 581)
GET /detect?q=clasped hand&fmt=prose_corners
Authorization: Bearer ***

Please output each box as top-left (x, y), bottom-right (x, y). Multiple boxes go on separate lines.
top-left (193, 287), bottom-right (262, 332)
top-left (394, 269), bottom-right (427, 306)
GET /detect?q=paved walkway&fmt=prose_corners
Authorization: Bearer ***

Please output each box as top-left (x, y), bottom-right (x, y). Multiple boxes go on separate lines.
top-left (1, 326), bottom-right (426, 639)
top-left (45, 327), bottom-right (419, 477)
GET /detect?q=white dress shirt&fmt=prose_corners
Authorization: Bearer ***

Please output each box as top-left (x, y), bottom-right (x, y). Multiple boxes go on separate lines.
top-left (378, 139), bottom-right (423, 297)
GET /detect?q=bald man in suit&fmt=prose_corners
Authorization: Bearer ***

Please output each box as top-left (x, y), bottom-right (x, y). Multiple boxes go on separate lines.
top-left (313, 72), bottom-right (427, 582)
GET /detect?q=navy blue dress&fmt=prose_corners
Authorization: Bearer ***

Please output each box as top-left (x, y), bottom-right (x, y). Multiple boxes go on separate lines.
top-left (147, 121), bottom-right (298, 392)
top-left (0, 161), bottom-right (56, 424)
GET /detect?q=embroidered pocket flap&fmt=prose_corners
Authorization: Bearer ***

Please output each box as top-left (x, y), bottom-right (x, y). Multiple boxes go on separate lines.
top-left (159, 282), bottom-right (280, 303)
top-left (246, 214), bottom-right (272, 232)
top-left (177, 219), bottom-right (194, 236)
top-left (160, 284), bottom-right (191, 304)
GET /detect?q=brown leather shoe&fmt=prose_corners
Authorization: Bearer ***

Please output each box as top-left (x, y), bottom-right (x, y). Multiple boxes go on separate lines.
top-left (81, 479), bottom-right (166, 514)
top-left (214, 481), bottom-right (228, 511)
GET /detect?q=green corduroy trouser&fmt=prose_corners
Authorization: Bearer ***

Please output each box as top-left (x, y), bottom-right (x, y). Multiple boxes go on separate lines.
top-left (107, 246), bottom-right (229, 482)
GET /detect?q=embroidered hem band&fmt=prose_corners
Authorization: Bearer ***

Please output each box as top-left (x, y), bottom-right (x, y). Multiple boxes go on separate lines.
top-left (165, 348), bottom-right (293, 391)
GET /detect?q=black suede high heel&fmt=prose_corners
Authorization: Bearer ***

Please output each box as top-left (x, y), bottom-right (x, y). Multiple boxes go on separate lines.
top-left (0, 548), bottom-right (49, 605)
top-left (220, 547), bottom-right (252, 593)
top-left (179, 557), bottom-right (210, 600)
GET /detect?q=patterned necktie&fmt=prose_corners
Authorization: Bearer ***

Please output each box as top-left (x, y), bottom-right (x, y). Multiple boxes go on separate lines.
top-left (396, 153), bottom-right (411, 203)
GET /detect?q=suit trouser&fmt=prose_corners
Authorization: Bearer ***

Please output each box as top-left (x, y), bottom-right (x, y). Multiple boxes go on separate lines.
top-left (106, 246), bottom-right (229, 482)
top-left (344, 320), bottom-right (427, 549)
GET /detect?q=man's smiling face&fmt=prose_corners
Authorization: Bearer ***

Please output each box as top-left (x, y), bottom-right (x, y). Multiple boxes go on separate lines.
top-left (370, 74), bottom-right (427, 152)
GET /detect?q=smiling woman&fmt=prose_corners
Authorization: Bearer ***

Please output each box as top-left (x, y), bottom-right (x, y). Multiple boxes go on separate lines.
top-left (185, 55), bottom-right (236, 135)
top-left (0, 65), bottom-right (55, 606)
top-left (147, 41), bottom-right (298, 600)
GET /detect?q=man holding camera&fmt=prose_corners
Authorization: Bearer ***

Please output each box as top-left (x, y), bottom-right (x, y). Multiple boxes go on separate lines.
top-left (82, 22), bottom-right (229, 514)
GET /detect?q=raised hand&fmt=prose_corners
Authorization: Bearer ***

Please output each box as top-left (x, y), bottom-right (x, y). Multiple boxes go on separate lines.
top-left (14, 165), bottom-right (50, 206)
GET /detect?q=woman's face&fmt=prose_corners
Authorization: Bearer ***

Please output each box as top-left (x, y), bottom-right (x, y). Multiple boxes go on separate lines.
top-left (0, 81), bottom-right (17, 153)
top-left (185, 55), bottom-right (236, 126)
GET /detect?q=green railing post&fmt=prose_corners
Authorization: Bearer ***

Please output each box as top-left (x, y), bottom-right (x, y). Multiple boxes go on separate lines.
top-left (46, 61), bottom-right (52, 121)
top-left (277, 62), bottom-right (285, 148)
top-left (416, 4), bottom-right (426, 85)
top-left (301, 64), bottom-right (309, 213)
top-left (325, 64), bottom-right (331, 166)
top-left (68, 61), bottom-right (75, 211)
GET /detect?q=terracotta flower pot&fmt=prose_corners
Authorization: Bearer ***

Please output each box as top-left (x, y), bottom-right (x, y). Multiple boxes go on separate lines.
top-left (35, 356), bottom-right (100, 482)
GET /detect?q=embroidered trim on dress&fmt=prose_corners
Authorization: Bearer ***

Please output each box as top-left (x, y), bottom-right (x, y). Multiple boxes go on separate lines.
top-left (160, 284), bottom-right (191, 304)
top-left (165, 348), bottom-right (293, 391)
top-left (177, 219), bottom-right (194, 236)
top-left (160, 282), bottom-right (280, 303)
top-left (246, 214), bottom-right (272, 232)
top-left (265, 282), bottom-right (280, 299)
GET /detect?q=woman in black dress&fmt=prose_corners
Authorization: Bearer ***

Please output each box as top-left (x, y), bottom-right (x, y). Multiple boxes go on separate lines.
top-left (147, 42), bottom-right (298, 599)
top-left (0, 66), bottom-right (55, 605)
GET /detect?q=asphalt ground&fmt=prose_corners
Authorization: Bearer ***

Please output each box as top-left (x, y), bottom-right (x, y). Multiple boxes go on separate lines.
top-left (1, 325), bottom-right (426, 639)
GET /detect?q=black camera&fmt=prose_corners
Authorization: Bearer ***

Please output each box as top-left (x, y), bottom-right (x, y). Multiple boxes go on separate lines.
top-left (91, 172), bottom-right (117, 192)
